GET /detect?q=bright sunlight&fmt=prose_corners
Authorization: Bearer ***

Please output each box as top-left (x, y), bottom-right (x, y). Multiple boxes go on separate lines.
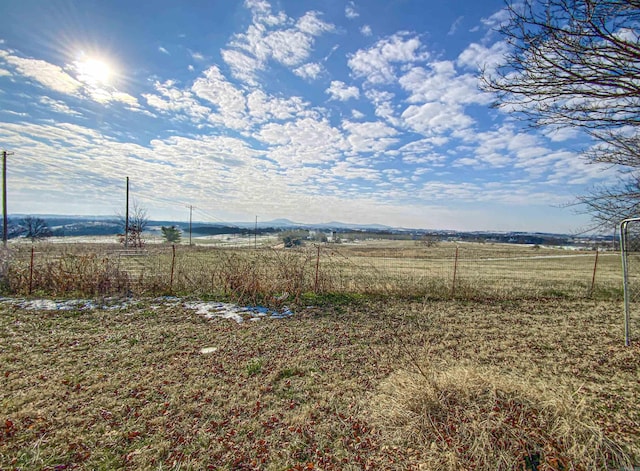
top-left (74, 57), bottom-right (113, 86)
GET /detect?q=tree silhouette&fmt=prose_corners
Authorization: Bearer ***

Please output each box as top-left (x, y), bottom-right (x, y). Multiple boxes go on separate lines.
top-left (21, 216), bottom-right (52, 242)
top-left (483, 0), bottom-right (640, 228)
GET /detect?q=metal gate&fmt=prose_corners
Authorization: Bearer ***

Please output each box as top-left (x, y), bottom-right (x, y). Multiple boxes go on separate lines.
top-left (620, 218), bottom-right (640, 346)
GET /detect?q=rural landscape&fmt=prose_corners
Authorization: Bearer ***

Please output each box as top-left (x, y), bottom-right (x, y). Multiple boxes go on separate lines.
top-left (1, 220), bottom-right (639, 469)
top-left (1, 0), bottom-right (640, 469)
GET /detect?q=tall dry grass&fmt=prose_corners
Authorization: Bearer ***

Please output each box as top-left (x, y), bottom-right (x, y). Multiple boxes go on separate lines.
top-left (370, 362), bottom-right (632, 470)
top-left (0, 241), bottom-right (623, 303)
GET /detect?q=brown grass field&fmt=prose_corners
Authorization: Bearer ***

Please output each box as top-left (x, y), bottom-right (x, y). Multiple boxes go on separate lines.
top-left (1, 296), bottom-right (639, 470)
top-left (1, 240), bottom-right (639, 470)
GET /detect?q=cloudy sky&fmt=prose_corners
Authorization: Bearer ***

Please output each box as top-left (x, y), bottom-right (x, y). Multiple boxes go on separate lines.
top-left (0, 0), bottom-right (617, 232)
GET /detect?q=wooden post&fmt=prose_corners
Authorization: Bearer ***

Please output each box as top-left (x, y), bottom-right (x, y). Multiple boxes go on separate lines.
top-left (589, 249), bottom-right (599, 297)
top-left (170, 244), bottom-right (176, 292)
top-left (29, 246), bottom-right (34, 295)
top-left (451, 246), bottom-right (459, 297)
top-left (314, 245), bottom-right (321, 292)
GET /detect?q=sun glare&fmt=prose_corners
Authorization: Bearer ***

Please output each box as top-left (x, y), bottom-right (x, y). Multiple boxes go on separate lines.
top-left (75, 58), bottom-right (114, 86)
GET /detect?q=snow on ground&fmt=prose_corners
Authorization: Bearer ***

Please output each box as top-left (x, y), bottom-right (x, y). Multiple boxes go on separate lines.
top-left (0, 296), bottom-right (293, 323)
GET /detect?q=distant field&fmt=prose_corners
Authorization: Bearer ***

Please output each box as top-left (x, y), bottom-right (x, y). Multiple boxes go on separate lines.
top-left (1, 297), bottom-right (638, 470)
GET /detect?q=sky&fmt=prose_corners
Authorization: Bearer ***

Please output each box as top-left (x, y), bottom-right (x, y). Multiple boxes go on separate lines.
top-left (0, 0), bottom-right (619, 232)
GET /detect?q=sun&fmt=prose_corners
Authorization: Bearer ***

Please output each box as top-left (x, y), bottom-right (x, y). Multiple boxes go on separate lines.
top-left (75, 57), bottom-right (114, 86)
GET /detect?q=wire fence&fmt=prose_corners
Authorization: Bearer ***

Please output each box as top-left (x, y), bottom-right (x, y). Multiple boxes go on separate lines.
top-left (0, 240), bottom-right (622, 304)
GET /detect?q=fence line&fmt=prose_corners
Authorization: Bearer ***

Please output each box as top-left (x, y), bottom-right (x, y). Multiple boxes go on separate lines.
top-left (2, 242), bottom-right (622, 302)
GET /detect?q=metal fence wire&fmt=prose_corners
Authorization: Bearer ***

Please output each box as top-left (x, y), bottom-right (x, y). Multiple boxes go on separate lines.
top-left (3, 240), bottom-right (623, 304)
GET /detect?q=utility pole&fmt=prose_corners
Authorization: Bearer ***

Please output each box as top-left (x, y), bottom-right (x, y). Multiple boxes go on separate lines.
top-left (124, 177), bottom-right (129, 248)
top-left (254, 216), bottom-right (258, 249)
top-left (2, 150), bottom-right (14, 248)
top-left (189, 205), bottom-right (193, 246)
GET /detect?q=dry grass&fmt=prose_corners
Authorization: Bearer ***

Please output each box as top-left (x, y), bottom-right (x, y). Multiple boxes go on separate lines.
top-left (1, 241), bottom-right (622, 302)
top-left (370, 364), bottom-right (629, 470)
top-left (1, 297), bottom-right (639, 470)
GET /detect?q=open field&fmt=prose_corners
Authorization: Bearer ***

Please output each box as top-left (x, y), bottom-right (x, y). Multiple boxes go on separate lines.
top-left (1, 240), bottom-right (623, 302)
top-left (1, 297), bottom-right (639, 470)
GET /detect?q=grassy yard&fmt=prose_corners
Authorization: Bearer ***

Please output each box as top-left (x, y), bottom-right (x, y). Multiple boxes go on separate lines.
top-left (1, 296), bottom-right (638, 470)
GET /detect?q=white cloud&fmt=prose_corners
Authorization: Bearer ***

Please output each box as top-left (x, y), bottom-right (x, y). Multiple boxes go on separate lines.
top-left (220, 49), bottom-right (263, 85)
top-left (192, 65), bottom-right (247, 127)
top-left (402, 102), bottom-right (474, 135)
top-left (399, 139), bottom-right (448, 166)
top-left (360, 25), bottom-right (372, 36)
top-left (457, 41), bottom-right (509, 72)
top-left (293, 62), bottom-right (323, 80)
top-left (143, 79), bottom-right (211, 122)
top-left (448, 16), bottom-right (464, 35)
top-left (109, 91), bottom-right (141, 108)
top-left (159, 46), bottom-right (170, 55)
top-left (480, 7), bottom-right (512, 31)
top-left (399, 61), bottom-right (490, 106)
top-left (364, 89), bottom-right (400, 126)
top-left (223, 3), bottom-right (334, 84)
top-left (245, 0), bottom-right (287, 26)
top-left (190, 51), bottom-right (205, 61)
top-left (348, 33), bottom-right (428, 85)
top-left (296, 11), bottom-right (334, 36)
top-left (257, 117), bottom-right (348, 166)
top-left (331, 161), bottom-right (380, 180)
top-left (246, 89), bottom-right (309, 122)
top-left (345, 1), bottom-right (359, 19)
top-left (38, 96), bottom-right (81, 116)
top-left (542, 126), bottom-right (581, 142)
top-left (325, 80), bottom-right (360, 101)
top-left (1, 50), bottom-right (140, 108)
top-left (3, 54), bottom-right (82, 95)
top-left (342, 120), bottom-right (399, 154)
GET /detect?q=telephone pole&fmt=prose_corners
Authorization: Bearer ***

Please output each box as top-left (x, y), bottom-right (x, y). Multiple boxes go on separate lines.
top-left (2, 150), bottom-right (14, 248)
top-left (189, 205), bottom-right (193, 246)
top-left (124, 177), bottom-right (129, 248)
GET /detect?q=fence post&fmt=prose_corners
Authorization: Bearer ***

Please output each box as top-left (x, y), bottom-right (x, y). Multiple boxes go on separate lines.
top-left (170, 244), bottom-right (176, 292)
top-left (314, 245), bottom-right (321, 292)
top-left (451, 246), bottom-right (459, 297)
top-left (589, 249), bottom-right (599, 298)
top-left (28, 246), bottom-right (34, 295)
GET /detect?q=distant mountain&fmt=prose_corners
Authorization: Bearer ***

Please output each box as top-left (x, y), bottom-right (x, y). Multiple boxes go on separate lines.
top-left (319, 221), bottom-right (393, 231)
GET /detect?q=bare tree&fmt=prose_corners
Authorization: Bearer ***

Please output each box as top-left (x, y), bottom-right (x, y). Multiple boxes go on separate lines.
top-left (482, 0), bottom-right (640, 228)
top-left (21, 216), bottom-right (52, 242)
top-left (118, 200), bottom-right (149, 248)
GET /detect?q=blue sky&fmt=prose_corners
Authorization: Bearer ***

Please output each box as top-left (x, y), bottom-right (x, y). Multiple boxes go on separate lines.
top-left (0, 0), bottom-right (617, 232)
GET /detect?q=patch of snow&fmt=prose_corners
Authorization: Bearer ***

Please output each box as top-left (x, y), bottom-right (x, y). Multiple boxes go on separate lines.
top-left (200, 347), bottom-right (218, 354)
top-left (0, 296), bottom-right (293, 324)
top-left (20, 299), bottom-right (95, 311)
top-left (183, 301), bottom-right (293, 323)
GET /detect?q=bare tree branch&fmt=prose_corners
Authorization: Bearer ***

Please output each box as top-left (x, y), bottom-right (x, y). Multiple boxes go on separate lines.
top-left (117, 200), bottom-right (149, 248)
top-left (482, 0), bottom-right (640, 230)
